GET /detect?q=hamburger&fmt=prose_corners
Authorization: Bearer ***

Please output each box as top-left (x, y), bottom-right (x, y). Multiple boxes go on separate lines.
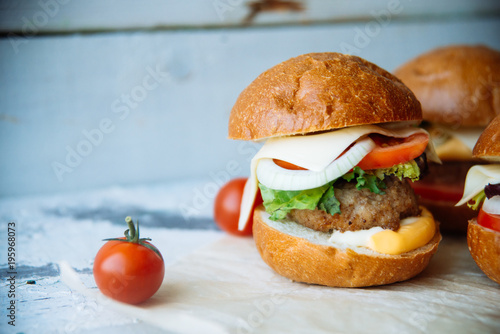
top-left (456, 114), bottom-right (500, 284)
top-left (394, 45), bottom-right (500, 234)
top-left (228, 53), bottom-right (441, 287)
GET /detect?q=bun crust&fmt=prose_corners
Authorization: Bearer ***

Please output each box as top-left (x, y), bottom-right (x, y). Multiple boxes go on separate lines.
top-left (229, 53), bottom-right (422, 140)
top-left (394, 45), bottom-right (500, 127)
top-left (467, 219), bottom-right (500, 284)
top-left (473, 114), bottom-right (500, 160)
top-left (252, 207), bottom-right (441, 287)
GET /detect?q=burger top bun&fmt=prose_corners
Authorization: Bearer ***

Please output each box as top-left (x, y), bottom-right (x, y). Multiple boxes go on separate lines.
top-left (229, 53), bottom-right (422, 141)
top-left (394, 45), bottom-right (500, 127)
top-left (473, 114), bottom-right (500, 161)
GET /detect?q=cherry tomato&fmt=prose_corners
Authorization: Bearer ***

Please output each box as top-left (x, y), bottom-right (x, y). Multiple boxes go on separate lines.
top-left (214, 178), bottom-right (262, 236)
top-left (93, 217), bottom-right (165, 304)
top-left (357, 133), bottom-right (429, 170)
top-left (478, 207), bottom-right (500, 232)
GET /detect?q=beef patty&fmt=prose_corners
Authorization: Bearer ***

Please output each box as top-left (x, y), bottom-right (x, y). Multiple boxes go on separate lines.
top-left (288, 176), bottom-right (420, 232)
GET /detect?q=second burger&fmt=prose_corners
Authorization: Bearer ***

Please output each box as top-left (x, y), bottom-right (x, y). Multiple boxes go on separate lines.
top-left (394, 45), bottom-right (500, 233)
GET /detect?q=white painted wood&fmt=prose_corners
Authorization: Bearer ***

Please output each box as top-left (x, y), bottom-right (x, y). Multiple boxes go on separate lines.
top-left (0, 0), bottom-right (499, 33)
top-left (1, 17), bottom-right (500, 197)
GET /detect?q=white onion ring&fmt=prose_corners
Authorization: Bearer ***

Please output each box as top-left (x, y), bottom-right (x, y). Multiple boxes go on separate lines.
top-left (256, 137), bottom-right (376, 191)
top-left (483, 196), bottom-right (500, 215)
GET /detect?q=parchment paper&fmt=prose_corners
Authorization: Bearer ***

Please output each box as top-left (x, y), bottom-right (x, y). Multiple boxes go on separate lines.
top-left (61, 235), bottom-right (500, 334)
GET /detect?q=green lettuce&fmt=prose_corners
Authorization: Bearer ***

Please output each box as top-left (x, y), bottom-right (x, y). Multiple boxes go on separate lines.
top-left (343, 166), bottom-right (386, 194)
top-left (258, 161), bottom-right (421, 221)
top-left (317, 185), bottom-right (341, 216)
top-left (258, 182), bottom-right (339, 220)
top-left (468, 191), bottom-right (486, 210)
top-left (372, 160), bottom-right (421, 182)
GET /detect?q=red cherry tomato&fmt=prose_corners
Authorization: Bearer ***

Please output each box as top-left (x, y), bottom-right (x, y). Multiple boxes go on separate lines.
top-left (478, 207), bottom-right (500, 232)
top-left (214, 178), bottom-right (262, 236)
top-left (93, 217), bottom-right (165, 304)
top-left (357, 133), bottom-right (429, 170)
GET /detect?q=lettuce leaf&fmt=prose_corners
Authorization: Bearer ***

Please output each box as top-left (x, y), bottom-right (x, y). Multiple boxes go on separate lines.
top-left (317, 185), bottom-right (341, 216)
top-left (373, 160), bottom-right (421, 182)
top-left (343, 166), bottom-right (386, 194)
top-left (468, 190), bottom-right (486, 210)
top-left (258, 161), bottom-right (420, 221)
top-left (258, 182), bottom-right (337, 220)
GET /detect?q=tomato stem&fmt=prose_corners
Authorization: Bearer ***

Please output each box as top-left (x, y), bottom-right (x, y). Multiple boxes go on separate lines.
top-left (124, 216), bottom-right (137, 242)
top-left (125, 216), bottom-right (140, 243)
top-left (103, 216), bottom-right (163, 259)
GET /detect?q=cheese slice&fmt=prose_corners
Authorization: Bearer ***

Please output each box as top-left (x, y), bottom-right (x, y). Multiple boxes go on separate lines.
top-left (431, 126), bottom-right (483, 161)
top-left (329, 226), bottom-right (384, 248)
top-left (238, 125), bottom-right (438, 230)
top-left (367, 207), bottom-right (435, 255)
top-left (456, 164), bottom-right (500, 206)
top-left (329, 207), bottom-right (435, 255)
top-left (264, 207), bottom-right (436, 255)
top-left (434, 136), bottom-right (472, 161)
top-left (446, 127), bottom-right (484, 152)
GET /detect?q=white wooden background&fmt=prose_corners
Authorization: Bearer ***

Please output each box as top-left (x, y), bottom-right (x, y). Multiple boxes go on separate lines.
top-left (1, 0), bottom-right (500, 197)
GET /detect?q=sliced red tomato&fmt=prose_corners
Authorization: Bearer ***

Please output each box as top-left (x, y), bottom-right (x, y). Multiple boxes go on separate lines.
top-left (357, 133), bottom-right (429, 170)
top-left (478, 207), bottom-right (500, 232)
top-left (410, 181), bottom-right (464, 203)
top-left (273, 159), bottom-right (307, 170)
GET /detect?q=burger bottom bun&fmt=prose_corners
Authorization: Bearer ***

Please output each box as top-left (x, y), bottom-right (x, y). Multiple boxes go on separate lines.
top-left (253, 207), bottom-right (441, 288)
top-left (467, 219), bottom-right (500, 285)
top-left (418, 198), bottom-right (477, 234)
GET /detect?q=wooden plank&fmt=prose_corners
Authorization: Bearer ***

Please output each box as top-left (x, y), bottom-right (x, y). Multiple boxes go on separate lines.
top-left (1, 18), bottom-right (499, 196)
top-left (1, 0), bottom-right (499, 34)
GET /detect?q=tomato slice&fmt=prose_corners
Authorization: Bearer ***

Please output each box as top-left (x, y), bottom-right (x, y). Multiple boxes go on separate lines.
top-left (478, 207), bottom-right (500, 232)
top-left (410, 181), bottom-right (464, 203)
top-left (274, 133), bottom-right (428, 172)
top-left (273, 159), bottom-right (307, 170)
top-left (357, 133), bottom-right (429, 170)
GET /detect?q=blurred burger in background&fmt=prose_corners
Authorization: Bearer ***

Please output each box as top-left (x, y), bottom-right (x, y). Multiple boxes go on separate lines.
top-left (394, 45), bottom-right (500, 233)
top-left (456, 114), bottom-right (500, 284)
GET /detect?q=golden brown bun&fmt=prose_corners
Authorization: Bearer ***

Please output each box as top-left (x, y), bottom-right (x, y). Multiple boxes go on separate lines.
top-left (473, 114), bottom-right (500, 161)
top-left (229, 53), bottom-right (422, 140)
top-left (417, 198), bottom-right (476, 234)
top-left (252, 207), bottom-right (441, 287)
top-left (467, 219), bottom-right (500, 284)
top-left (394, 45), bottom-right (500, 127)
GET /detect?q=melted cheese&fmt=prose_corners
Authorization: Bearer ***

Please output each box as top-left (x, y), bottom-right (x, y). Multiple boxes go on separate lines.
top-left (456, 164), bottom-right (500, 206)
top-left (446, 127), bottom-right (484, 152)
top-left (367, 207), bottom-right (435, 255)
top-left (434, 136), bottom-right (472, 161)
top-left (329, 226), bottom-right (384, 248)
top-left (238, 125), bottom-right (437, 230)
top-left (431, 126), bottom-right (483, 161)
